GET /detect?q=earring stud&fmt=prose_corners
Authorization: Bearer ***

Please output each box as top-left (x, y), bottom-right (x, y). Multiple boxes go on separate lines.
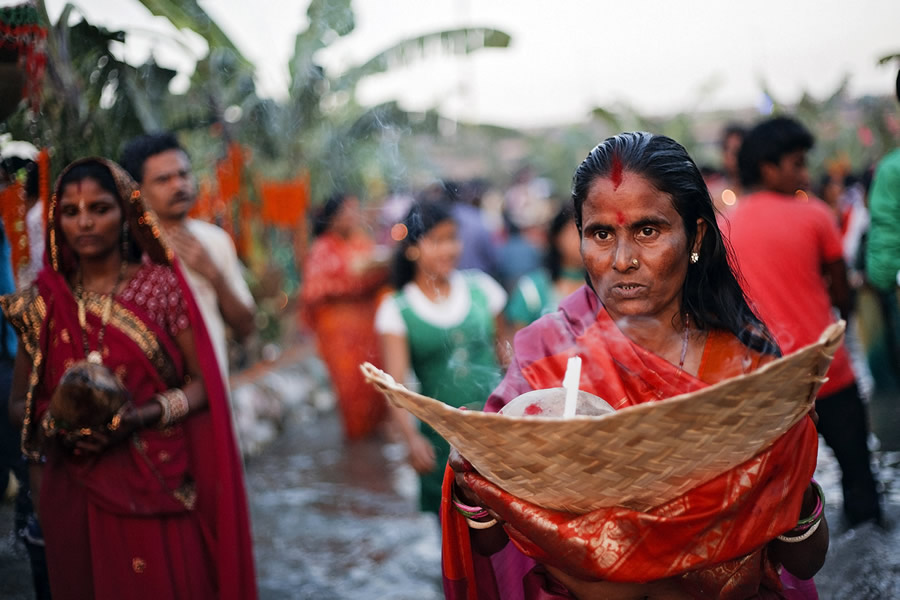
top-left (690, 252), bottom-right (699, 264)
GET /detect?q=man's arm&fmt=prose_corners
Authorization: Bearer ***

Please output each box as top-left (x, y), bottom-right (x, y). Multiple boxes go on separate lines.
top-left (823, 258), bottom-right (853, 321)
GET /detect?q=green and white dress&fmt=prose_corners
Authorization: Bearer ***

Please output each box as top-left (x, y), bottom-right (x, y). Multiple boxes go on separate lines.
top-left (504, 267), bottom-right (585, 328)
top-left (375, 269), bottom-right (507, 514)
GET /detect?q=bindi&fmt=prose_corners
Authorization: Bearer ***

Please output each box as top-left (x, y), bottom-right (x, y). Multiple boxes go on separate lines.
top-left (610, 154), bottom-right (624, 190)
top-left (616, 211), bottom-right (625, 226)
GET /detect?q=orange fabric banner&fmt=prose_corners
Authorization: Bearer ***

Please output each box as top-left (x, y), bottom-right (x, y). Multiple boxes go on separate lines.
top-left (260, 174), bottom-right (309, 227)
top-left (189, 179), bottom-right (215, 221)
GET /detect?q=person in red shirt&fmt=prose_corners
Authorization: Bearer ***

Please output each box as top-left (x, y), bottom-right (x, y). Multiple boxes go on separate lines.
top-left (728, 116), bottom-right (881, 527)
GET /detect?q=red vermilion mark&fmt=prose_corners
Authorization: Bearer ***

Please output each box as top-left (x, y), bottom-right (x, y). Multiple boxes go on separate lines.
top-left (616, 211), bottom-right (625, 225)
top-left (524, 403), bottom-right (543, 415)
top-left (610, 153), bottom-right (624, 190)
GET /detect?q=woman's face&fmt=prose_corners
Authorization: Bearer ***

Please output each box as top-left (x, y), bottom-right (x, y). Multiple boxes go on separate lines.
top-left (414, 219), bottom-right (460, 280)
top-left (331, 197), bottom-right (361, 237)
top-left (555, 220), bottom-right (582, 267)
top-left (580, 172), bottom-right (702, 323)
top-left (58, 177), bottom-right (123, 261)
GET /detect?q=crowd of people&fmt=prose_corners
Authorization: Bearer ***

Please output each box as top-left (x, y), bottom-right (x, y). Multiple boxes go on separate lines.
top-left (1, 75), bottom-right (899, 599)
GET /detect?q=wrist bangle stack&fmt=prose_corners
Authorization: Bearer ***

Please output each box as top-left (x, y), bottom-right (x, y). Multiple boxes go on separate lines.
top-left (452, 492), bottom-right (498, 529)
top-left (156, 388), bottom-right (190, 428)
top-left (776, 479), bottom-right (825, 543)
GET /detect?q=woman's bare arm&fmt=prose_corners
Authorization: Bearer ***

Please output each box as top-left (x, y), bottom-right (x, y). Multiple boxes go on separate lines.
top-left (380, 332), bottom-right (436, 474)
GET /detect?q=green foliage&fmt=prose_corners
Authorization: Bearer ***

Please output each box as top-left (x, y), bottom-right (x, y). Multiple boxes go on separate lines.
top-left (3, 2), bottom-right (178, 171)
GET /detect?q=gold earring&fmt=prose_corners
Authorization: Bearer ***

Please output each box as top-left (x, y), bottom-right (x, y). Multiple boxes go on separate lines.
top-left (690, 252), bottom-right (699, 264)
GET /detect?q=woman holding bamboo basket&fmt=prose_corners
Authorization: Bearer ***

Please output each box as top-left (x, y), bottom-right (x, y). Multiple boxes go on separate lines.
top-left (442, 133), bottom-right (829, 599)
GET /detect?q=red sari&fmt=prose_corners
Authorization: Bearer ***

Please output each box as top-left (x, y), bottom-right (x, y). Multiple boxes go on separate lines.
top-left (301, 231), bottom-right (387, 439)
top-left (0, 158), bottom-right (257, 600)
top-left (442, 286), bottom-right (818, 600)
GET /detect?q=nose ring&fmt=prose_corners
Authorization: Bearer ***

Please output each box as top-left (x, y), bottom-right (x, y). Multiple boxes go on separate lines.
top-left (631, 258), bottom-right (639, 267)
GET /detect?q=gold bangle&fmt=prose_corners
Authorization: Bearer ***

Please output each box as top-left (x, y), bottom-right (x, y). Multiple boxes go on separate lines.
top-left (165, 388), bottom-right (190, 423)
top-left (465, 517), bottom-right (498, 530)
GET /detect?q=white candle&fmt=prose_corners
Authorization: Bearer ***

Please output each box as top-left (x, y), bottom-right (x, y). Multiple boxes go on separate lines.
top-left (562, 356), bottom-right (582, 418)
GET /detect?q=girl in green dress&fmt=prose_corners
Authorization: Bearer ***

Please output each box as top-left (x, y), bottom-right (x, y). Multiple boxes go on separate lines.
top-left (375, 200), bottom-right (506, 515)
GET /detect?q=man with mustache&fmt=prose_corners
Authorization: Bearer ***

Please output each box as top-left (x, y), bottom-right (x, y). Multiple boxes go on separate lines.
top-left (121, 133), bottom-right (256, 384)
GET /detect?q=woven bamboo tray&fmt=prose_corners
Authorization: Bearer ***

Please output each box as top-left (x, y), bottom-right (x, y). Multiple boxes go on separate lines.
top-left (362, 322), bottom-right (844, 514)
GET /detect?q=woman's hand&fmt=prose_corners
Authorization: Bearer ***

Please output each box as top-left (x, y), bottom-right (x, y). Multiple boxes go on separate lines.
top-left (71, 402), bottom-right (142, 456)
top-left (768, 481), bottom-right (829, 580)
top-left (449, 447), bottom-right (502, 522)
top-left (449, 447), bottom-right (509, 555)
top-left (449, 447), bottom-right (482, 506)
top-left (407, 431), bottom-right (437, 474)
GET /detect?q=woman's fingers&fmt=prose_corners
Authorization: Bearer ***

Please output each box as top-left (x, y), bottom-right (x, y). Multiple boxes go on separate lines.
top-left (807, 406), bottom-right (819, 427)
top-left (408, 434), bottom-right (437, 474)
top-left (74, 435), bottom-right (106, 454)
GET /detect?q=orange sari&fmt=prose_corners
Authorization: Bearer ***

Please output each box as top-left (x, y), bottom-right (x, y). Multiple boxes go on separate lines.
top-left (442, 286), bottom-right (818, 599)
top-left (300, 231), bottom-right (387, 439)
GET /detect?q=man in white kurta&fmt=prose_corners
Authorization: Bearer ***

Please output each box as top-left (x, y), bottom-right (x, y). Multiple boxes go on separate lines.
top-left (121, 133), bottom-right (256, 382)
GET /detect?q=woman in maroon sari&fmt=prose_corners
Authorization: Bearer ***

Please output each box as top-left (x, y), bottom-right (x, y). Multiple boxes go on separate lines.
top-left (1, 158), bottom-right (257, 600)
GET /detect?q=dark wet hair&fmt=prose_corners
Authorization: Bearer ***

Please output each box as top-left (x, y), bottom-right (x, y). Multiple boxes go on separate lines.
top-left (737, 116), bottom-right (814, 189)
top-left (390, 200), bottom-right (454, 289)
top-left (0, 156), bottom-right (39, 199)
top-left (119, 131), bottom-right (185, 183)
top-left (545, 204), bottom-right (576, 282)
top-left (896, 68), bottom-right (900, 104)
top-left (57, 162), bottom-right (142, 263)
top-left (312, 192), bottom-right (351, 238)
top-left (419, 180), bottom-right (460, 204)
top-left (572, 131), bottom-right (778, 355)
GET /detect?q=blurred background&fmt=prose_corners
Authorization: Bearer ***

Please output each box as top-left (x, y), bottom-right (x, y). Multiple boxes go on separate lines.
top-left (1, 1), bottom-right (900, 598)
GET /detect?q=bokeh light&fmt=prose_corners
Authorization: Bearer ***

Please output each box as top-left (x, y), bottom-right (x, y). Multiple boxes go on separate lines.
top-left (390, 223), bottom-right (408, 242)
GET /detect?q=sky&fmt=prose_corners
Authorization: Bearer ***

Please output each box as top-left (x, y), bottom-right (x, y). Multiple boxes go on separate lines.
top-left (15, 0), bottom-right (900, 128)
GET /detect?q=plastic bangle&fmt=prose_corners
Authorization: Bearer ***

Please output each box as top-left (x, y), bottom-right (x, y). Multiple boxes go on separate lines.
top-left (465, 517), bottom-right (498, 530)
top-left (452, 493), bottom-right (485, 514)
top-left (776, 519), bottom-right (821, 543)
top-left (796, 480), bottom-right (825, 527)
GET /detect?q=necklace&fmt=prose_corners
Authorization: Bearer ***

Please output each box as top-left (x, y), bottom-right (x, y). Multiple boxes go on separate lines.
top-left (678, 314), bottom-right (690, 369)
top-left (75, 260), bottom-right (128, 365)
